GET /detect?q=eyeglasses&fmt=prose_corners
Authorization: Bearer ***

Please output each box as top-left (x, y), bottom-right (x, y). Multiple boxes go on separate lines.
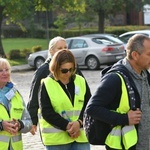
top-left (60, 68), bottom-right (73, 74)
top-left (0, 68), bottom-right (10, 74)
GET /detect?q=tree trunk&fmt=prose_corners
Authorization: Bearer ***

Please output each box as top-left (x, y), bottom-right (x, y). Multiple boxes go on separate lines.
top-left (98, 9), bottom-right (105, 33)
top-left (0, 6), bottom-right (6, 57)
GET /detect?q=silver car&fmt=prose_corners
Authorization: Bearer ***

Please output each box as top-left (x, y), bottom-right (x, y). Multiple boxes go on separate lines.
top-left (28, 35), bottom-right (125, 70)
top-left (66, 36), bottom-right (125, 70)
top-left (119, 30), bottom-right (150, 45)
top-left (28, 50), bottom-right (48, 69)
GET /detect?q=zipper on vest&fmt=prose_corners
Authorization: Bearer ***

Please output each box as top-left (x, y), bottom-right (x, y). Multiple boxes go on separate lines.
top-left (65, 85), bottom-right (72, 102)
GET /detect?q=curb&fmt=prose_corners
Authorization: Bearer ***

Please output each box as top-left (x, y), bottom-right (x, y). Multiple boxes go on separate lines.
top-left (11, 64), bottom-right (34, 72)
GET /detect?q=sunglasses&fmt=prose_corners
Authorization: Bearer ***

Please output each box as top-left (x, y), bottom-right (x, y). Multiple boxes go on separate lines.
top-left (60, 68), bottom-right (73, 74)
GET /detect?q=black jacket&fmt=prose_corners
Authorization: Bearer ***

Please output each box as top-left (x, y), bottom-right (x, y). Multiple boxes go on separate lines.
top-left (86, 60), bottom-right (141, 125)
top-left (27, 58), bottom-right (91, 125)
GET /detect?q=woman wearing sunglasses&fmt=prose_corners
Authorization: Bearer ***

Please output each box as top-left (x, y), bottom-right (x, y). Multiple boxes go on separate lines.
top-left (38, 49), bottom-right (91, 150)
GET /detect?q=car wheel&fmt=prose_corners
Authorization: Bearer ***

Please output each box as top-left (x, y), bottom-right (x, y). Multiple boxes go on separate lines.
top-left (86, 56), bottom-right (100, 70)
top-left (34, 57), bottom-right (45, 69)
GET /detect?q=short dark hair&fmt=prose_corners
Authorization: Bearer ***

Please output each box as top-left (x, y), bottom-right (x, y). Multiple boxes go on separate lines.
top-left (126, 34), bottom-right (150, 59)
top-left (49, 49), bottom-right (76, 80)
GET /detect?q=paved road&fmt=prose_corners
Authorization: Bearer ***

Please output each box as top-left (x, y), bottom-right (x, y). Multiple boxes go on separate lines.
top-left (11, 67), bottom-right (106, 150)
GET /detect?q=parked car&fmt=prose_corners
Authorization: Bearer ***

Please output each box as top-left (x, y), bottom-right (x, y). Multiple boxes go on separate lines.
top-left (28, 35), bottom-right (126, 70)
top-left (28, 50), bottom-right (48, 69)
top-left (66, 36), bottom-right (125, 70)
top-left (119, 30), bottom-right (150, 45)
top-left (83, 33), bottom-right (127, 50)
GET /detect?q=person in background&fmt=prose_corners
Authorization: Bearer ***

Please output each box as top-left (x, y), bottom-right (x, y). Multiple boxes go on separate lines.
top-left (27, 36), bottom-right (91, 135)
top-left (84, 34), bottom-right (150, 150)
top-left (39, 49), bottom-right (91, 150)
top-left (0, 58), bottom-right (32, 150)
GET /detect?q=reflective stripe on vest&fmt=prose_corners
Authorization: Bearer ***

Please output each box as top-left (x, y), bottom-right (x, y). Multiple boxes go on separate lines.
top-left (105, 73), bottom-right (137, 149)
top-left (0, 90), bottom-right (24, 150)
top-left (41, 125), bottom-right (85, 133)
top-left (39, 75), bottom-right (88, 145)
top-left (38, 110), bottom-right (81, 119)
top-left (0, 135), bottom-right (21, 143)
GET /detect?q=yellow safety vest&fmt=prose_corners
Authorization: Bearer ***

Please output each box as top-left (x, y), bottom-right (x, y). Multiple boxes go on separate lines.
top-left (105, 73), bottom-right (137, 150)
top-left (0, 89), bottom-right (24, 150)
top-left (39, 75), bottom-right (88, 145)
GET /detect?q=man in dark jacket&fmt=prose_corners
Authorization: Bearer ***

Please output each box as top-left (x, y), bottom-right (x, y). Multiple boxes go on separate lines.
top-left (27, 36), bottom-right (91, 135)
top-left (84, 34), bottom-right (150, 150)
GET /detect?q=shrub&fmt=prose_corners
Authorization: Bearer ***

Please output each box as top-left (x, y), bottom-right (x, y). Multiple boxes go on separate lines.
top-left (20, 48), bottom-right (32, 60)
top-left (9, 49), bottom-right (21, 59)
top-left (32, 45), bottom-right (42, 52)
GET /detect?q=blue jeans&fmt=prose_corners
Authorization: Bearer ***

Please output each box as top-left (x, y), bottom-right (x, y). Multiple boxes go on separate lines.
top-left (45, 142), bottom-right (90, 150)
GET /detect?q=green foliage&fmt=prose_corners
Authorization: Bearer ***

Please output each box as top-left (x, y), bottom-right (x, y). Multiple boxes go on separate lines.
top-left (8, 59), bottom-right (27, 66)
top-left (20, 48), bottom-right (32, 59)
top-left (8, 48), bottom-right (32, 60)
top-left (32, 45), bottom-right (42, 52)
top-left (2, 26), bottom-right (46, 38)
top-left (34, 0), bottom-right (85, 13)
top-left (34, 0), bottom-right (54, 11)
top-left (2, 0), bottom-right (34, 25)
top-left (2, 27), bottom-right (28, 38)
top-left (8, 49), bottom-right (21, 59)
top-left (85, 0), bottom-right (124, 16)
top-left (64, 0), bottom-right (86, 13)
top-left (54, 14), bottom-right (67, 32)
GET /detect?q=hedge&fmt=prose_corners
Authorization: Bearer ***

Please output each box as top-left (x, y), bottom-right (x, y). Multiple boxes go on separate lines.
top-left (2, 25), bottom-right (150, 39)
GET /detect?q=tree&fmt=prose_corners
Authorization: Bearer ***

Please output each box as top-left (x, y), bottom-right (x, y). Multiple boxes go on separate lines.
top-left (84, 0), bottom-right (125, 33)
top-left (0, 0), bottom-right (34, 57)
top-left (85, 0), bottom-right (150, 33)
top-left (0, 0), bottom-right (86, 56)
top-left (0, 6), bottom-right (5, 57)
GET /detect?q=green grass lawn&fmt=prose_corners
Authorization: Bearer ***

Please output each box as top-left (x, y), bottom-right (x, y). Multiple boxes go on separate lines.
top-left (8, 59), bottom-right (28, 66)
top-left (2, 38), bottom-right (48, 54)
top-left (2, 38), bottom-right (49, 66)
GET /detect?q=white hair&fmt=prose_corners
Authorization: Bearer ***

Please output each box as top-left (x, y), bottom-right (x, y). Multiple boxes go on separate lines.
top-left (48, 36), bottom-right (66, 50)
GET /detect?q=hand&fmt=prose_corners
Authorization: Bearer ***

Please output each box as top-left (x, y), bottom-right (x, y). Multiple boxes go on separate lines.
top-left (2, 120), bottom-right (18, 135)
top-left (30, 125), bottom-right (37, 135)
top-left (12, 119), bottom-right (21, 131)
top-left (69, 130), bottom-right (80, 139)
top-left (66, 121), bottom-right (80, 138)
top-left (128, 108), bottom-right (142, 125)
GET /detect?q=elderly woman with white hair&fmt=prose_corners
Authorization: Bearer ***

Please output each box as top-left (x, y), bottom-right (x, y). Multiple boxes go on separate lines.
top-left (0, 58), bottom-right (32, 150)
